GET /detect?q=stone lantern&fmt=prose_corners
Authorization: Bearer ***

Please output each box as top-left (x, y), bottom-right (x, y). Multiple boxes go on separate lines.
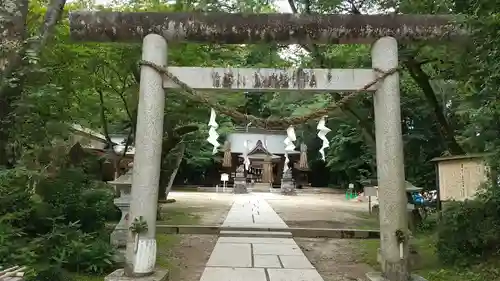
top-left (233, 164), bottom-right (248, 194)
top-left (108, 162), bottom-right (133, 259)
top-left (280, 167), bottom-right (296, 195)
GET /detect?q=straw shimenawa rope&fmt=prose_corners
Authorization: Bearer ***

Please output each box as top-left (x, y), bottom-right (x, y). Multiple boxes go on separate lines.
top-left (139, 60), bottom-right (398, 129)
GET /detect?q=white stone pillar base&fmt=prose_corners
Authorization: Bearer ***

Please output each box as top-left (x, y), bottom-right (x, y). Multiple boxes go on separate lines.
top-left (133, 238), bottom-right (157, 275)
top-left (366, 272), bottom-right (428, 281)
top-left (105, 268), bottom-right (168, 281)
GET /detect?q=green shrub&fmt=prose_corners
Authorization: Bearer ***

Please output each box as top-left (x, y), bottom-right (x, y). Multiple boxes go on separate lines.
top-left (35, 168), bottom-right (118, 233)
top-left (37, 220), bottom-right (115, 276)
top-left (417, 211), bottom-right (438, 232)
top-left (0, 167), bottom-right (118, 280)
top-left (436, 197), bottom-right (500, 265)
top-left (0, 168), bottom-right (36, 220)
top-left (0, 169), bottom-right (39, 266)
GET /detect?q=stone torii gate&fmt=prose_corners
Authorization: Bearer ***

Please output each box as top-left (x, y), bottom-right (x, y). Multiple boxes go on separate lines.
top-left (69, 12), bottom-right (463, 281)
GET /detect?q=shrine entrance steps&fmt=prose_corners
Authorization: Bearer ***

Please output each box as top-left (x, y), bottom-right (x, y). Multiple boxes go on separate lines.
top-left (197, 185), bottom-right (280, 193)
top-left (249, 183), bottom-right (273, 192)
top-left (199, 194), bottom-right (325, 281)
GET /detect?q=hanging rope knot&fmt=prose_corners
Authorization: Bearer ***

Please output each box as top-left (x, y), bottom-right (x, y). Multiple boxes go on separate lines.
top-left (264, 116), bottom-right (271, 130)
top-left (138, 60), bottom-right (400, 129)
top-left (244, 114), bottom-right (250, 127)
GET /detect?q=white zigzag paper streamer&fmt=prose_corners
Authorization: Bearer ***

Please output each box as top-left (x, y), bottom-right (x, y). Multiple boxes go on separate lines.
top-left (284, 126), bottom-right (297, 151)
top-left (283, 126), bottom-right (296, 172)
top-left (243, 140), bottom-right (251, 171)
top-left (283, 152), bottom-right (290, 173)
top-left (316, 117), bottom-right (331, 161)
top-left (206, 108), bottom-right (220, 154)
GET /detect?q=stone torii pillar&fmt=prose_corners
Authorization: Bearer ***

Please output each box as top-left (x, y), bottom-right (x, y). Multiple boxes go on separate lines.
top-left (369, 37), bottom-right (408, 281)
top-left (125, 34), bottom-right (167, 278)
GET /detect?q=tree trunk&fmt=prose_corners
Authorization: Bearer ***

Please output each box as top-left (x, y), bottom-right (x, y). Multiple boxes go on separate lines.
top-left (404, 58), bottom-right (465, 155)
top-left (0, 0), bottom-right (28, 85)
top-left (0, 0), bottom-right (67, 167)
top-left (0, 0), bottom-right (28, 167)
top-left (165, 142), bottom-right (186, 199)
top-left (158, 138), bottom-right (181, 200)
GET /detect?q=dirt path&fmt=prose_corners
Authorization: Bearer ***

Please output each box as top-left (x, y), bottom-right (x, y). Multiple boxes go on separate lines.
top-left (261, 193), bottom-right (377, 281)
top-left (159, 192), bottom-right (234, 281)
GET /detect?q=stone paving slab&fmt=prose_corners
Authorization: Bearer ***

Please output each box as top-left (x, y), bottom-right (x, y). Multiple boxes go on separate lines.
top-left (199, 194), bottom-right (325, 281)
top-left (252, 243), bottom-right (303, 256)
top-left (200, 268), bottom-right (266, 281)
top-left (217, 237), bottom-right (296, 244)
top-left (206, 243), bottom-right (251, 267)
top-left (219, 230), bottom-right (292, 238)
top-left (222, 222), bottom-right (288, 228)
top-left (254, 255), bottom-right (282, 268)
top-left (267, 268), bottom-right (325, 281)
top-left (222, 197), bottom-right (288, 228)
top-left (279, 255), bottom-right (315, 269)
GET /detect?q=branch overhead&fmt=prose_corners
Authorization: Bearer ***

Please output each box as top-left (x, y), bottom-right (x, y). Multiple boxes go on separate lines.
top-left (69, 12), bottom-right (467, 44)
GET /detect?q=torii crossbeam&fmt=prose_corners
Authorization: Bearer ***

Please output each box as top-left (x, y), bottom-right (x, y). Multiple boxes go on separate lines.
top-left (69, 12), bottom-right (465, 44)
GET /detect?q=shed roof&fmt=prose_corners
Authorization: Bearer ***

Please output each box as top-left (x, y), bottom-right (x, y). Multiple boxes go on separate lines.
top-left (108, 168), bottom-right (133, 186)
top-left (70, 125), bottom-right (136, 155)
top-left (430, 153), bottom-right (492, 162)
top-left (70, 124), bottom-right (107, 142)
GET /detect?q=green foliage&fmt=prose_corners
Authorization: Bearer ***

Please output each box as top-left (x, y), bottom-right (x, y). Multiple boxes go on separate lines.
top-left (436, 186), bottom-right (500, 265)
top-left (359, 217), bottom-right (500, 281)
top-left (0, 169), bottom-right (39, 267)
top-left (35, 168), bottom-right (117, 233)
top-left (417, 212), bottom-right (438, 233)
top-left (433, 5), bottom-right (500, 267)
top-left (0, 168), bottom-right (117, 280)
top-left (326, 123), bottom-right (374, 183)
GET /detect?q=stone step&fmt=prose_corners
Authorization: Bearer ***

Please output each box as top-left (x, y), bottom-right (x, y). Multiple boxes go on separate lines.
top-left (219, 230), bottom-right (293, 238)
top-left (156, 225), bottom-right (380, 239)
top-left (249, 183), bottom-right (272, 192)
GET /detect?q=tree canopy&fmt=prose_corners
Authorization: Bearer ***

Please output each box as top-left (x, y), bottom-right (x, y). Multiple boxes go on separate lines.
top-left (1, 0), bottom-right (500, 190)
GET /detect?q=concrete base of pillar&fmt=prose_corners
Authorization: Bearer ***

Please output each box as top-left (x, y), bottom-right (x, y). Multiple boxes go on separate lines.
top-left (233, 183), bottom-right (248, 194)
top-left (280, 178), bottom-right (296, 195)
top-left (105, 269), bottom-right (169, 281)
top-left (281, 189), bottom-right (297, 195)
top-left (280, 186), bottom-right (296, 195)
top-left (376, 247), bottom-right (421, 270)
top-left (233, 177), bottom-right (248, 194)
top-left (366, 272), bottom-right (428, 281)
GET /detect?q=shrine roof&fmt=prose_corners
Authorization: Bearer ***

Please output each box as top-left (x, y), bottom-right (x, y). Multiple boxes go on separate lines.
top-left (227, 131), bottom-right (299, 155)
top-left (248, 140), bottom-right (271, 155)
top-left (238, 153), bottom-right (281, 160)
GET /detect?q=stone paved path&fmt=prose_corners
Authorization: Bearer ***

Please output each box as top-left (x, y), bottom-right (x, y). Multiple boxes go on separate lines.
top-left (199, 194), bottom-right (325, 281)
